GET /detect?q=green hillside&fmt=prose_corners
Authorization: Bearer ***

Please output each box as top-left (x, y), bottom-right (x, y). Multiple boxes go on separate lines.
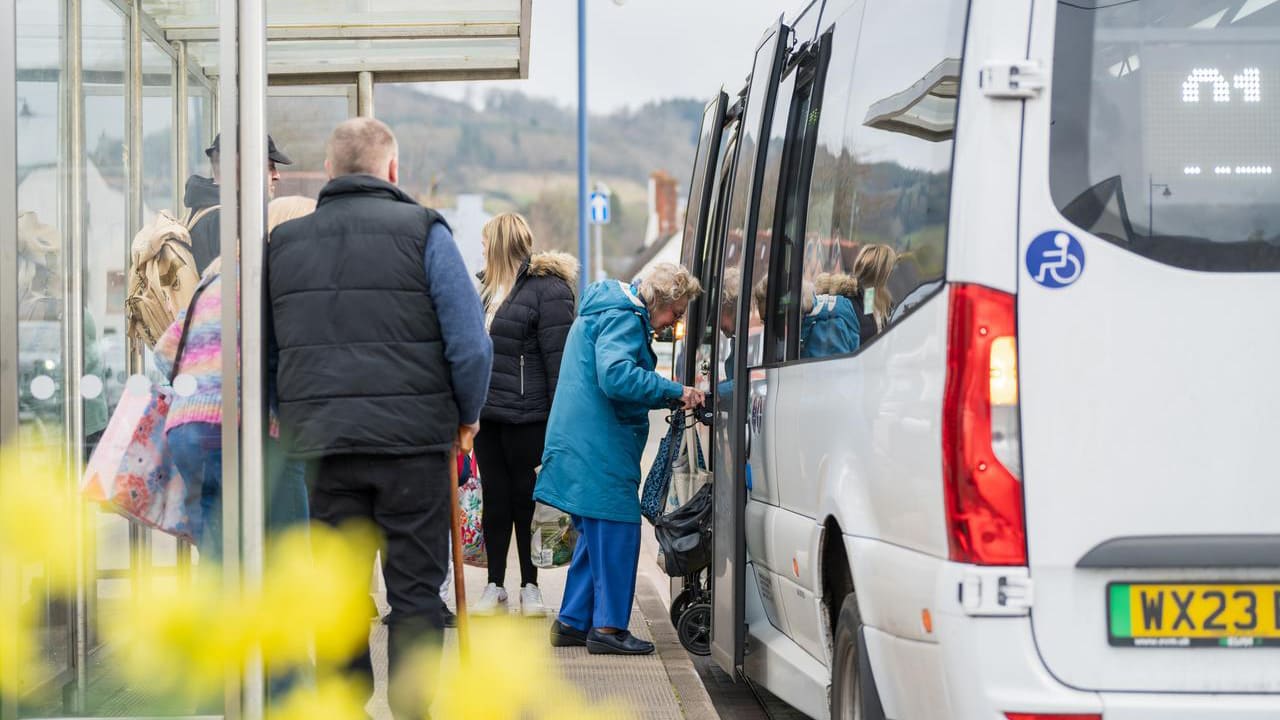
top-left (270, 86), bottom-right (704, 273)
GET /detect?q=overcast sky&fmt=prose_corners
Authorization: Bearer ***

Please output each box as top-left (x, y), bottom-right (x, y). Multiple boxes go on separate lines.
top-left (424, 0), bottom-right (790, 112)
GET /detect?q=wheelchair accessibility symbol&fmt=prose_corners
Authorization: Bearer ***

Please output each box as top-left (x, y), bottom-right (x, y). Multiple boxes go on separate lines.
top-left (1026, 230), bottom-right (1085, 289)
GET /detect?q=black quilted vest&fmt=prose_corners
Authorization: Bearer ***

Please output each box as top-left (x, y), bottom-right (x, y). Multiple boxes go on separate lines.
top-left (268, 174), bottom-right (457, 458)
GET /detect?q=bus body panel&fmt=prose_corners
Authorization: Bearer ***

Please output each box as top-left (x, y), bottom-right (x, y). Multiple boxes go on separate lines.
top-left (745, 564), bottom-right (832, 719)
top-left (776, 292), bottom-right (951, 559)
top-left (945, 0), bottom-right (1031, 294)
top-left (1018, 0), bottom-right (1280, 694)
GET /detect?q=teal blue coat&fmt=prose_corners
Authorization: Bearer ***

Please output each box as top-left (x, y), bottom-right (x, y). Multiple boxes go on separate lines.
top-left (534, 280), bottom-right (684, 523)
top-left (800, 293), bottom-right (861, 359)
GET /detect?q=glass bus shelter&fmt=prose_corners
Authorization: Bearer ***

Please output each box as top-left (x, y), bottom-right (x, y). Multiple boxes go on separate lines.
top-left (0, 1), bottom-right (530, 717)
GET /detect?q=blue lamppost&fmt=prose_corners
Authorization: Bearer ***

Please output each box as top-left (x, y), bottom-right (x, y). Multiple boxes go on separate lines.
top-left (576, 0), bottom-right (589, 296)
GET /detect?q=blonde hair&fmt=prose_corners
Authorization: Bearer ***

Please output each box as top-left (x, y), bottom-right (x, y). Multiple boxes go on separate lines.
top-left (853, 244), bottom-right (897, 330)
top-left (639, 262), bottom-right (702, 308)
top-left (268, 195), bottom-right (317, 232)
top-left (480, 212), bottom-right (535, 310)
top-left (326, 117), bottom-right (398, 178)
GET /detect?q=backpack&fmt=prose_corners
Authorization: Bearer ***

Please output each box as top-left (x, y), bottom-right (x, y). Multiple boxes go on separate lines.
top-left (124, 209), bottom-right (213, 348)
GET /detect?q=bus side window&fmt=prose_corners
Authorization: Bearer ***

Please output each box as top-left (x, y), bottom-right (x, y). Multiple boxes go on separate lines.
top-left (799, 0), bottom-right (963, 351)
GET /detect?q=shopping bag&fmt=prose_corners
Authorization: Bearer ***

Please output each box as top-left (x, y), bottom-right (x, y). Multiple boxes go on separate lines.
top-left (667, 429), bottom-right (709, 511)
top-left (640, 410), bottom-right (685, 523)
top-left (530, 502), bottom-right (577, 569)
top-left (82, 380), bottom-right (195, 542)
top-left (81, 276), bottom-right (214, 543)
top-left (458, 474), bottom-right (487, 568)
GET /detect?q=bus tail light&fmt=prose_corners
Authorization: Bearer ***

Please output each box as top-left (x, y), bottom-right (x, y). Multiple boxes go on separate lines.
top-left (943, 284), bottom-right (1025, 566)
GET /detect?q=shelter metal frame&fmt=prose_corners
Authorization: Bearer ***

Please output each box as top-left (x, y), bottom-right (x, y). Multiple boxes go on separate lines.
top-left (2, 0), bottom-right (531, 717)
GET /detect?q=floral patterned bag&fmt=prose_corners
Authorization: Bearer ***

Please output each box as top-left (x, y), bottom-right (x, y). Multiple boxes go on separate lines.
top-left (458, 473), bottom-right (487, 568)
top-left (82, 279), bottom-right (211, 543)
top-left (82, 380), bottom-right (194, 542)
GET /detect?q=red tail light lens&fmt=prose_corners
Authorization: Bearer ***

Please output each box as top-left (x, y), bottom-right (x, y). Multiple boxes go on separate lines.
top-left (943, 284), bottom-right (1026, 566)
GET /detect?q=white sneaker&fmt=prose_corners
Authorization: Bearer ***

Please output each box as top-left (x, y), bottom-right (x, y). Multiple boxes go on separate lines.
top-left (472, 583), bottom-right (508, 616)
top-left (520, 585), bottom-right (547, 617)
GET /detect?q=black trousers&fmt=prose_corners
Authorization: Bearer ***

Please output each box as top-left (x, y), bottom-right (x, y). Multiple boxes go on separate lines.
top-left (306, 451), bottom-right (450, 717)
top-left (473, 420), bottom-right (546, 587)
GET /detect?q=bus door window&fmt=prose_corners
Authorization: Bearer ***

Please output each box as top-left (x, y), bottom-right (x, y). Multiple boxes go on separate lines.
top-left (675, 93), bottom-right (728, 388)
top-left (771, 33), bottom-right (833, 362)
top-left (747, 68), bottom-right (798, 370)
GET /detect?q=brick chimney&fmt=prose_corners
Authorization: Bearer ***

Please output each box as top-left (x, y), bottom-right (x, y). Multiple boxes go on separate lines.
top-left (655, 170), bottom-right (678, 237)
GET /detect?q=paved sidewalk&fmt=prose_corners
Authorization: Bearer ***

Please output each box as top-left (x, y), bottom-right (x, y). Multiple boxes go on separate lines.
top-left (365, 410), bottom-right (724, 718)
top-left (368, 541), bottom-right (717, 719)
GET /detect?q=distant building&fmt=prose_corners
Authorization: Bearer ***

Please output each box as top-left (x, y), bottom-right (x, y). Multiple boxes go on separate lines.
top-left (628, 169), bottom-right (684, 280)
top-left (644, 170), bottom-right (679, 248)
top-left (438, 194), bottom-right (490, 280)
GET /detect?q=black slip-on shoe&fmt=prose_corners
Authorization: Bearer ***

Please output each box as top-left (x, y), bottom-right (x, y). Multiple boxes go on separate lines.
top-left (442, 607), bottom-right (457, 629)
top-left (586, 629), bottom-right (655, 656)
top-left (550, 619), bottom-right (588, 648)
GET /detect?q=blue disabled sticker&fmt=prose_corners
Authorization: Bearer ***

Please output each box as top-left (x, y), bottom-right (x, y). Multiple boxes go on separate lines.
top-left (1026, 230), bottom-right (1085, 288)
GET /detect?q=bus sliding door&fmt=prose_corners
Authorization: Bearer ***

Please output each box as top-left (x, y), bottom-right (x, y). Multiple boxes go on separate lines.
top-left (711, 17), bottom-right (788, 677)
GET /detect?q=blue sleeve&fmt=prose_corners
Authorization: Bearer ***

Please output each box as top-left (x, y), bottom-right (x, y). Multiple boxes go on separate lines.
top-left (593, 310), bottom-right (683, 408)
top-left (425, 223), bottom-right (493, 425)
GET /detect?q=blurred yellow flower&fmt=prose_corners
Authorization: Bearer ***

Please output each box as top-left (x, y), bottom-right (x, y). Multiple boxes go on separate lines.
top-left (426, 617), bottom-right (631, 720)
top-left (270, 674), bottom-right (368, 720)
top-left (257, 522), bottom-right (379, 667)
top-left (102, 522), bottom-right (378, 704)
top-left (0, 445), bottom-right (80, 590)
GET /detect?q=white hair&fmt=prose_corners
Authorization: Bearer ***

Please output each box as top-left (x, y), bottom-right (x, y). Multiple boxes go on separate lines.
top-left (639, 262), bottom-right (702, 308)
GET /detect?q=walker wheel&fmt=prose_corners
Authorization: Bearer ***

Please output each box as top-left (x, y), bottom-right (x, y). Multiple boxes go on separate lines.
top-left (677, 603), bottom-right (712, 656)
top-left (669, 589), bottom-right (693, 629)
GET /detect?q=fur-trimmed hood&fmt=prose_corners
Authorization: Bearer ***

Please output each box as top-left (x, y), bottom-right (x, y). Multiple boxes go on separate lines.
top-left (526, 251), bottom-right (579, 286)
top-left (813, 272), bottom-right (859, 299)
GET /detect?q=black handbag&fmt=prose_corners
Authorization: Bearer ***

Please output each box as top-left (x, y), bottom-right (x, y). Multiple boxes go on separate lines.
top-left (653, 483), bottom-right (713, 577)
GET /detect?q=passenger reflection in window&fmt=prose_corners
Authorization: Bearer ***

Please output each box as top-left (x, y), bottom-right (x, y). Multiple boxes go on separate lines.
top-left (715, 267), bottom-right (740, 399)
top-left (17, 211), bottom-right (109, 454)
top-left (796, 279), bottom-right (860, 359)
top-left (853, 244), bottom-right (897, 342)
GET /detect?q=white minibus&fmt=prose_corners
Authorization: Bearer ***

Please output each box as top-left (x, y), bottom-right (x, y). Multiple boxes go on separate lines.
top-left (666, 0), bottom-right (1280, 717)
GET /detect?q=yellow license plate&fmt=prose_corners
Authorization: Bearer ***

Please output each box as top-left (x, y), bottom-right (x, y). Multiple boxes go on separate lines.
top-left (1108, 583), bottom-right (1280, 647)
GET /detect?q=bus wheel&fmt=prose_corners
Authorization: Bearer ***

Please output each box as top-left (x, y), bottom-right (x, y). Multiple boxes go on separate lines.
top-left (830, 593), bottom-right (885, 720)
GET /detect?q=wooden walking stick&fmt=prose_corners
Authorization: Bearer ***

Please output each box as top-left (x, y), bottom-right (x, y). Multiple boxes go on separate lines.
top-left (450, 430), bottom-right (472, 658)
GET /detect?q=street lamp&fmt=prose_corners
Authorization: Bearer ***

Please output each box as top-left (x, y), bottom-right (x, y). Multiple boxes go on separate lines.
top-left (1148, 174), bottom-right (1172, 238)
top-left (577, 0), bottom-right (589, 296)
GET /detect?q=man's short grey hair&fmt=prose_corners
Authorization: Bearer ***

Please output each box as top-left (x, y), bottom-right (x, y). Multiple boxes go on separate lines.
top-left (639, 262), bottom-right (702, 308)
top-left (326, 117), bottom-right (399, 177)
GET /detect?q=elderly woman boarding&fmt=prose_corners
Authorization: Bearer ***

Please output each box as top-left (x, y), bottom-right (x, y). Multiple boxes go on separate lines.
top-left (535, 263), bottom-right (704, 656)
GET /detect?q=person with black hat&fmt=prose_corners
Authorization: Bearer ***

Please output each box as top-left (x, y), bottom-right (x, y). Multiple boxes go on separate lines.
top-left (182, 133), bottom-right (293, 274)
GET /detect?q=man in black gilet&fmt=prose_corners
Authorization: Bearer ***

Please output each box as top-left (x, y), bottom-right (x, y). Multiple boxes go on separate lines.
top-left (266, 117), bottom-right (492, 718)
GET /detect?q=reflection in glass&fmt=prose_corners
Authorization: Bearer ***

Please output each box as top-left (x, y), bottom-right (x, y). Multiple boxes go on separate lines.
top-left (15, 0), bottom-right (73, 707)
top-left (802, 0), bottom-right (963, 340)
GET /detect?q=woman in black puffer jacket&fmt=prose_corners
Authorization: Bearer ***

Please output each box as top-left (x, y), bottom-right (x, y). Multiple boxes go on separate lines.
top-left (473, 212), bottom-right (578, 617)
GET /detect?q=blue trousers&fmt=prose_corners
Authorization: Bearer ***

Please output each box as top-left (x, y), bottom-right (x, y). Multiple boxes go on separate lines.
top-left (558, 515), bottom-right (641, 632)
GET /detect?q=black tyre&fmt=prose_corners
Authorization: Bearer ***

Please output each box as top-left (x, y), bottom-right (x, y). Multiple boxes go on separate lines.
top-left (830, 593), bottom-right (886, 720)
top-left (676, 603), bottom-right (712, 656)
top-left (669, 588), bottom-right (693, 629)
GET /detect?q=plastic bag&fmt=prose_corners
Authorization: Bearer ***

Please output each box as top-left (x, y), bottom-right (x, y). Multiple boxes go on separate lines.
top-left (458, 475), bottom-right (487, 568)
top-left (530, 502), bottom-right (577, 569)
